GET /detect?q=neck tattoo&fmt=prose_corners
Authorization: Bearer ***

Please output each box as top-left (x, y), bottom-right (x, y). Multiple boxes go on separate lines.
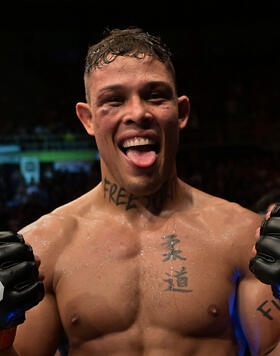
top-left (103, 177), bottom-right (176, 212)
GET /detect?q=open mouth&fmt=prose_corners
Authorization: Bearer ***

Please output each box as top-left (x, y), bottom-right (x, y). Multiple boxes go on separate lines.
top-left (121, 137), bottom-right (159, 153)
top-left (120, 137), bottom-right (159, 168)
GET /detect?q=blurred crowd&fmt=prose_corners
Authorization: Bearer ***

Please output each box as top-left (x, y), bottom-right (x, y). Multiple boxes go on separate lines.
top-left (0, 161), bottom-right (101, 231)
top-left (1, 147), bottom-right (280, 232)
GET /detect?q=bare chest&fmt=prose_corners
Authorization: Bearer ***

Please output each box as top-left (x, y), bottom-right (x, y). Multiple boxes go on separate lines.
top-left (54, 224), bottom-right (237, 345)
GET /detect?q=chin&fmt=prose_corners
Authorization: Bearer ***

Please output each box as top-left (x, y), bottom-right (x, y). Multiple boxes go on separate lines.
top-left (122, 175), bottom-right (163, 197)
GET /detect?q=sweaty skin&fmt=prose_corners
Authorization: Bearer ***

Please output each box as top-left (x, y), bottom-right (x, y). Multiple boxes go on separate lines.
top-left (5, 56), bottom-right (280, 355)
top-left (14, 181), bottom-right (278, 356)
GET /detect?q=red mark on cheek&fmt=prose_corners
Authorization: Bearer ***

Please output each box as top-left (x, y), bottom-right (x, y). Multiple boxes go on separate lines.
top-left (100, 107), bottom-right (111, 116)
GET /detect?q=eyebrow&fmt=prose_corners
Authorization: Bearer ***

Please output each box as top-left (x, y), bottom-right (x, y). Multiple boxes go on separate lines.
top-left (98, 85), bottom-right (125, 95)
top-left (145, 81), bottom-right (173, 89)
top-left (95, 85), bottom-right (123, 104)
top-left (98, 81), bottom-right (173, 94)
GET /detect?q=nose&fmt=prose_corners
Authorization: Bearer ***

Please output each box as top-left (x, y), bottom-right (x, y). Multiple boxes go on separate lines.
top-left (123, 96), bottom-right (153, 127)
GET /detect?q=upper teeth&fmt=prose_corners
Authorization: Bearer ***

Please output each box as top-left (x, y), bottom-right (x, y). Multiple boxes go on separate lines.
top-left (122, 137), bottom-right (154, 148)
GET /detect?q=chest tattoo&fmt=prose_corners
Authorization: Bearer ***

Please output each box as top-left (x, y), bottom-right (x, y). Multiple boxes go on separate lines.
top-left (161, 234), bottom-right (192, 293)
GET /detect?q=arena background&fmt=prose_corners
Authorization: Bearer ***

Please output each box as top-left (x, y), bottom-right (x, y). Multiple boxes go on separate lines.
top-left (1, 0), bottom-right (280, 230)
top-left (1, 2), bottom-right (280, 355)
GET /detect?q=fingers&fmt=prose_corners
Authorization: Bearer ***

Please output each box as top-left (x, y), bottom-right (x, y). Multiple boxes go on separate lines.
top-left (13, 281), bottom-right (45, 311)
top-left (266, 210), bottom-right (272, 219)
top-left (265, 203), bottom-right (280, 220)
top-left (249, 256), bottom-right (280, 285)
top-left (34, 255), bottom-right (41, 268)
top-left (253, 204), bottom-right (279, 253)
top-left (0, 261), bottom-right (39, 289)
top-left (255, 227), bottom-right (260, 240)
top-left (25, 239), bottom-right (44, 281)
top-left (0, 232), bottom-right (24, 244)
top-left (252, 227), bottom-right (261, 257)
top-left (33, 255), bottom-right (45, 281)
top-left (250, 204), bottom-right (280, 286)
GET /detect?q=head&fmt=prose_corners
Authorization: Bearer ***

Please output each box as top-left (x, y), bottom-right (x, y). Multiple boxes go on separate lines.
top-left (76, 27), bottom-right (190, 197)
top-left (83, 28), bottom-right (177, 103)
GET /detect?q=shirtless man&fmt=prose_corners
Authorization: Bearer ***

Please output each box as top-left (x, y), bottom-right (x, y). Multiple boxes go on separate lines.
top-left (1, 27), bottom-right (280, 356)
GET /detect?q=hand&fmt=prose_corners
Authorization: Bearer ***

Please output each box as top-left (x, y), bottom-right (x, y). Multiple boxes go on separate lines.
top-left (0, 231), bottom-right (45, 329)
top-left (249, 204), bottom-right (280, 299)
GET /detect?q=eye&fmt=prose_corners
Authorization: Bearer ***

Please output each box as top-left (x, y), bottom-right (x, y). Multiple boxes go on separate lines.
top-left (146, 87), bottom-right (173, 104)
top-left (150, 91), bottom-right (161, 99)
top-left (106, 96), bottom-right (124, 106)
top-left (147, 91), bottom-right (166, 103)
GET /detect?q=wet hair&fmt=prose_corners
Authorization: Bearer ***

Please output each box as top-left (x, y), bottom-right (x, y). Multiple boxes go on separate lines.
top-left (83, 27), bottom-right (176, 102)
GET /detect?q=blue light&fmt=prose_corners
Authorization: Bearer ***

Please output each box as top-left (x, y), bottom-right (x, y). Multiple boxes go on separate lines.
top-left (6, 312), bottom-right (16, 322)
top-left (272, 284), bottom-right (280, 300)
top-left (229, 270), bottom-right (247, 356)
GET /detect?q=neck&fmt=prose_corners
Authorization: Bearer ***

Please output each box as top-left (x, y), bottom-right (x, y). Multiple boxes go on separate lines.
top-left (101, 176), bottom-right (179, 216)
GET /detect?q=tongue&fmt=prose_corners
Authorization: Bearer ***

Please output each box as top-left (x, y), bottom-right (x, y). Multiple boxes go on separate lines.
top-left (126, 148), bottom-right (157, 168)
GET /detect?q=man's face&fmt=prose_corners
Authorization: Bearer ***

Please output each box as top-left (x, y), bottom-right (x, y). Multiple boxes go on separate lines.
top-left (77, 55), bottom-right (189, 196)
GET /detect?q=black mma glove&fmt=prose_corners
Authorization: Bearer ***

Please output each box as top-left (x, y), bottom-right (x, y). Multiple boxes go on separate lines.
top-left (249, 204), bottom-right (280, 299)
top-left (0, 231), bottom-right (45, 329)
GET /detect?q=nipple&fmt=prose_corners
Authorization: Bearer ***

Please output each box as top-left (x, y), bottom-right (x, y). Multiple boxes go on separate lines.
top-left (207, 304), bottom-right (220, 318)
top-left (71, 314), bottom-right (80, 325)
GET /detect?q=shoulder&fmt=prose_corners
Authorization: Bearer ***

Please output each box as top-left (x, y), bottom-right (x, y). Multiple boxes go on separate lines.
top-left (199, 189), bottom-right (262, 240)
top-left (18, 210), bottom-right (77, 271)
top-left (214, 196), bottom-right (262, 234)
top-left (191, 185), bottom-right (262, 228)
top-left (18, 187), bottom-right (101, 288)
top-left (188, 186), bottom-right (263, 270)
top-left (19, 186), bottom-right (100, 259)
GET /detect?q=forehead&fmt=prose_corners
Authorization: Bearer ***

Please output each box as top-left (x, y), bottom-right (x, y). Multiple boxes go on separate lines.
top-left (87, 56), bottom-right (175, 96)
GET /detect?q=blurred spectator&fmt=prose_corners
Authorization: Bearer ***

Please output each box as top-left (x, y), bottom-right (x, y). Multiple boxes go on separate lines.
top-left (0, 161), bottom-right (101, 231)
top-left (2, 150), bottom-right (280, 232)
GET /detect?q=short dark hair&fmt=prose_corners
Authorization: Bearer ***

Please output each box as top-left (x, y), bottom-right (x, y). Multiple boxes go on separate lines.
top-left (83, 27), bottom-right (176, 102)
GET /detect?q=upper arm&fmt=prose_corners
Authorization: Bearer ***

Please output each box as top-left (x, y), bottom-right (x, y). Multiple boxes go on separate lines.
top-left (14, 214), bottom-right (68, 355)
top-left (14, 292), bottom-right (62, 356)
top-left (229, 207), bottom-right (280, 355)
top-left (238, 271), bottom-right (280, 355)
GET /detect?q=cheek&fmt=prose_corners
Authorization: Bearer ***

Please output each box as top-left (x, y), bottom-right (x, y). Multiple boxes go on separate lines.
top-left (157, 103), bottom-right (179, 125)
top-left (94, 107), bottom-right (120, 133)
top-left (95, 132), bottom-right (111, 150)
top-left (97, 105), bottom-right (120, 118)
top-left (94, 123), bottom-right (118, 158)
top-left (162, 116), bottom-right (180, 147)
top-left (99, 107), bottom-right (113, 117)
top-left (161, 113), bottom-right (180, 132)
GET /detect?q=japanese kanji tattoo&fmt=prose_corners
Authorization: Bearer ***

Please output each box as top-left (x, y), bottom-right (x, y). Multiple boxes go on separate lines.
top-left (161, 234), bottom-right (192, 293)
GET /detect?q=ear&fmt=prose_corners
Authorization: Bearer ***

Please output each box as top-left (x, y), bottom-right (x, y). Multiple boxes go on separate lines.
top-left (76, 102), bottom-right (95, 136)
top-left (177, 95), bottom-right (190, 130)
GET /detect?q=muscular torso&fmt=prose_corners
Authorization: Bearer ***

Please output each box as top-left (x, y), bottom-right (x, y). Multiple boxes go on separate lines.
top-left (21, 184), bottom-right (261, 355)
